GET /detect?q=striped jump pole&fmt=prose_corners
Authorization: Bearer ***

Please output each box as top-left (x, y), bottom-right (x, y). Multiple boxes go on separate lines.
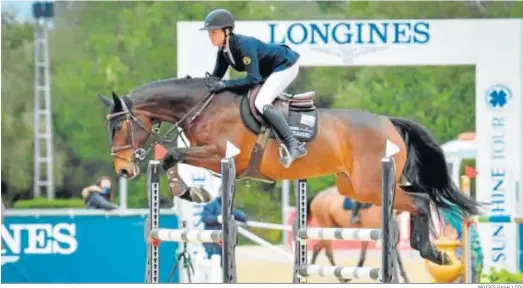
top-left (292, 156), bottom-right (398, 283)
top-left (145, 160), bottom-right (160, 284)
top-left (144, 158), bottom-right (238, 283)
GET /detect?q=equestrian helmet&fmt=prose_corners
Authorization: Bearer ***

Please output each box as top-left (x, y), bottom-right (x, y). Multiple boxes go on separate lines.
top-left (200, 9), bottom-right (235, 31)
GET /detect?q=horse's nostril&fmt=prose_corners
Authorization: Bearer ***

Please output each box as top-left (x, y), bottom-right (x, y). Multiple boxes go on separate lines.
top-left (119, 169), bottom-right (130, 178)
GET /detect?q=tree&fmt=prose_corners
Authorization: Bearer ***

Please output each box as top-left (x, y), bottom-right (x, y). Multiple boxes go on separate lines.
top-left (1, 12), bottom-right (37, 201)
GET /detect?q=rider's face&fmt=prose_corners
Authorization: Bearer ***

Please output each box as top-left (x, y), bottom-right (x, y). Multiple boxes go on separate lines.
top-left (208, 29), bottom-right (225, 47)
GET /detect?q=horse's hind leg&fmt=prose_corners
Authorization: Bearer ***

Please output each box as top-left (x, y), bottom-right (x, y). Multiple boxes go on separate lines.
top-left (311, 242), bottom-right (324, 265)
top-left (324, 243), bottom-right (350, 283)
top-left (357, 241), bottom-right (370, 267)
top-left (345, 138), bottom-right (450, 266)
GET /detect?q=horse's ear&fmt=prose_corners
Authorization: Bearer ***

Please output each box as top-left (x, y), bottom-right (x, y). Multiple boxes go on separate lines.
top-left (98, 94), bottom-right (112, 107)
top-left (111, 91), bottom-right (123, 112)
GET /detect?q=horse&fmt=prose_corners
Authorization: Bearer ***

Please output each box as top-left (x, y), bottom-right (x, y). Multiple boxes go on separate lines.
top-left (306, 187), bottom-right (409, 283)
top-left (99, 75), bottom-right (481, 266)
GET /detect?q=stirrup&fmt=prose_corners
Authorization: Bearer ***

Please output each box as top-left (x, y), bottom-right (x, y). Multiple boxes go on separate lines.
top-left (270, 127), bottom-right (294, 169)
top-left (278, 143), bottom-right (293, 169)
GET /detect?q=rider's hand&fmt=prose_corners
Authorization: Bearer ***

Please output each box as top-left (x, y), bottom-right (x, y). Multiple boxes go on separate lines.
top-left (209, 81), bottom-right (226, 93)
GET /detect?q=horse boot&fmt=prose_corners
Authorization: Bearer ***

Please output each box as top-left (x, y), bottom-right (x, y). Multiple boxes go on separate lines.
top-left (262, 104), bottom-right (307, 168)
top-left (165, 166), bottom-right (212, 203)
top-left (350, 201), bottom-right (362, 225)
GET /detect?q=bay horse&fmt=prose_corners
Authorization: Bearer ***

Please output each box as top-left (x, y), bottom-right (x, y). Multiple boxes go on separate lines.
top-left (99, 75), bottom-right (481, 266)
top-left (306, 188), bottom-right (409, 283)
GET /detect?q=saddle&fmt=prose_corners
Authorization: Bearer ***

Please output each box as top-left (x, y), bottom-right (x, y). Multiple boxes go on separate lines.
top-left (247, 85), bottom-right (316, 124)
top-left (239, 85), bottom-right (319, 182)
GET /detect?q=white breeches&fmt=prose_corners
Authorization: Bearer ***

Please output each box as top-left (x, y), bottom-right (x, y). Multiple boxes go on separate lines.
top-left (254, 61), bottom-right (300, 112)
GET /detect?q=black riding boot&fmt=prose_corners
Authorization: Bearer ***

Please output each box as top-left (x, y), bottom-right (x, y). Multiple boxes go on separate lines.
top-left (351, 201), bottom-right (362, 224)
top-left (262, 105), bottom-right (307, 165)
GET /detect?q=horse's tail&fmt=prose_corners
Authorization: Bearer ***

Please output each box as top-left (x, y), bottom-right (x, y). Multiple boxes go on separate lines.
top-left (389, 116), bottom-right (481, 219)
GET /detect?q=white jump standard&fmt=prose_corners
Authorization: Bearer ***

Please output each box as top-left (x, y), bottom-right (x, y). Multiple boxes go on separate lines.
top-left (292, 156), bottom-right (399, 283)
top-left (145, 158), bottom-right (238, 283)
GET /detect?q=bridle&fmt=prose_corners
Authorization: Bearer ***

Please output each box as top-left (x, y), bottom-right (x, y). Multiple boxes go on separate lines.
top-left (106, 76), bottom-right (218, 166)
top-left (106, 98), bottom-right (159, 163)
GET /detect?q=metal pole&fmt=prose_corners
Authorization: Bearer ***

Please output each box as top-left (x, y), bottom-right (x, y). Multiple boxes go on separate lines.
top-left (119, 177), bottom-right (127, 209)
top-left (221, 158), bottom-right (237, 283)
top-left (282, 180), bottom-right (290, 247)
top-left (147, 160), bottom-right (160, 283)
top-left (293, 179), bottom-right (308, 283)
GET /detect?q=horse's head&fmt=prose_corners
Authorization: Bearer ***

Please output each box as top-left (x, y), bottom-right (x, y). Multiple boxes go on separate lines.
top-left (99, 91), bottom-right (156, 179)
top-left (99, 77), bottom-right (216, 178)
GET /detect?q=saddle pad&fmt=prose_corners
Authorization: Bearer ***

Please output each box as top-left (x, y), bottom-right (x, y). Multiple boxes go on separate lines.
top-left (286, 108), bottom-right (318, 142)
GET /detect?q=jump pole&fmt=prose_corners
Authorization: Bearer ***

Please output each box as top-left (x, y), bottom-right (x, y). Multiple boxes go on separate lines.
top-left (292, 155), bottom-right (398, 283)
top-left (144, 158), bottom-right (238, 283)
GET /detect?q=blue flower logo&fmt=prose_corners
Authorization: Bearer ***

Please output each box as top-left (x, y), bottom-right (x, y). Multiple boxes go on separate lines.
top-left (485, 85), bottom-right (512, 111)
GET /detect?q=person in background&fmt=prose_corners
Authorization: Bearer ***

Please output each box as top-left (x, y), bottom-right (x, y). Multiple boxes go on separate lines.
top-left (200, 186), bottom-right (247, 259)
top-left (81, 176), bottom-right (119, 210)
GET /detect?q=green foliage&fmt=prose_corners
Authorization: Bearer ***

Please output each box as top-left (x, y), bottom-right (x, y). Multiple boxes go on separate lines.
top-left (235, 181), bottom-right (282, 244)
top-left (332, 66), bottom-right (476, 143)
top-left (13, 197), bottom-right (85, 209)
top-left (1, 12), bottom-right (38, 194)
top-left (481, 267), bottom-right (523, 283)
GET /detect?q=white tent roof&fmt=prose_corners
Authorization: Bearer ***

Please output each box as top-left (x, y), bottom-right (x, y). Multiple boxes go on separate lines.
top-left (441, 139), bottom-right (477, 160)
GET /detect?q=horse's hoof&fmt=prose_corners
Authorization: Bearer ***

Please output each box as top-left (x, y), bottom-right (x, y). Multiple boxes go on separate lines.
top-left (441, 252), bottom-right (453, 266)
top-left (189, 187), bottom-right (212, 203)
top-left (167, 167), bottom-right (188, 197)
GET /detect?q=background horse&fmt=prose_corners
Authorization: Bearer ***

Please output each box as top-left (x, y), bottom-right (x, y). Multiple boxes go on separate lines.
top-left (307, 188), bottom-right (409, 283)
top-left (100, 75), bottom-right (481, 266)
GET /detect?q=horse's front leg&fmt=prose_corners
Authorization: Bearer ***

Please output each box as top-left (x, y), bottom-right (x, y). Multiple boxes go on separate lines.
top-left (162, 145), bottom-right (222, 203)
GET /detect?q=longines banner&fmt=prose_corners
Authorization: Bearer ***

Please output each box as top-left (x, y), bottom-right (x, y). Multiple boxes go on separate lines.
top-left (1, 210), bottom-right (178, 283)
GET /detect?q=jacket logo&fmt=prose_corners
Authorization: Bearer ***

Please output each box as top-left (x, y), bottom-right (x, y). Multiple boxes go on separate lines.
top-left (242, 56), bottom-right (251, 65)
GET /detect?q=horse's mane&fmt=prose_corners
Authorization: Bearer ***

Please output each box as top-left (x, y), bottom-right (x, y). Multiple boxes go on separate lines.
top-left (129, 76), bottom-right (206, 96)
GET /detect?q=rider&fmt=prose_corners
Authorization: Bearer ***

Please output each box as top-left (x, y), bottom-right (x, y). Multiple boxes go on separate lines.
top-left (200, 8), bottom-right (307, 165)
